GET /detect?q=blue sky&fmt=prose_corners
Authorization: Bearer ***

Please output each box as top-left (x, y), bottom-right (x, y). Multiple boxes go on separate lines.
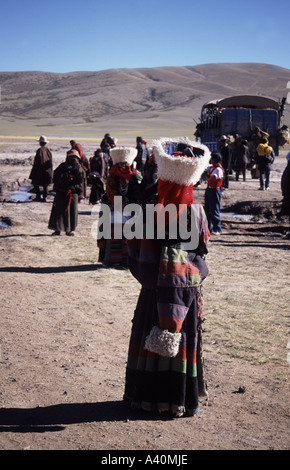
top-left (1, 0), bottom-right (289, 72)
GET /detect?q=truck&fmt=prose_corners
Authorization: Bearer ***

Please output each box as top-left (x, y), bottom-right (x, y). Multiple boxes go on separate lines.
top-left (194, 94), bottom-right (288, 159)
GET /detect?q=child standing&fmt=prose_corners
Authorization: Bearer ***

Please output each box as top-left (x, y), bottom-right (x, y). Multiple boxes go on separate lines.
top-left (204, 152), bottom-right (224, 235)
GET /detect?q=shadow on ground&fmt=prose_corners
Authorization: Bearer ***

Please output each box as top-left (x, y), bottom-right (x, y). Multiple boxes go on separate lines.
top-left (0, 400), bottom-right (168, 433)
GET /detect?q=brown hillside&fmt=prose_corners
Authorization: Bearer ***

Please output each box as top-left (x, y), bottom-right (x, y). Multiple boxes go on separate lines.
top-left (0, 63), bottom-right (289, 139)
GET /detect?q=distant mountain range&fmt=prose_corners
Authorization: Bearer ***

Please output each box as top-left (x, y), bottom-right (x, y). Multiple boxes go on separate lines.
top-left (0, 63), bottom-right (289, 139)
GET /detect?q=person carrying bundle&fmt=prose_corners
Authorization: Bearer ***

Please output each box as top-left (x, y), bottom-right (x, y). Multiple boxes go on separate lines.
top-left (255, 138), bottom-right (275, 190)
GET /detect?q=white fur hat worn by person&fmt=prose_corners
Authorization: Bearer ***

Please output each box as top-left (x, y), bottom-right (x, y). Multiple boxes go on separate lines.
top-left (110, 146), bottom-right (137, 166)
top-left (152, 137), bottom-right (211, 186)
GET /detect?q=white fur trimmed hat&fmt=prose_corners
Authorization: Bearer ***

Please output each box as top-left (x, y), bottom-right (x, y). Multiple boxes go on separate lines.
top-left (110, 146), bottom-right (137, 166)
top-left (152, 137), bottom-right (211, 186)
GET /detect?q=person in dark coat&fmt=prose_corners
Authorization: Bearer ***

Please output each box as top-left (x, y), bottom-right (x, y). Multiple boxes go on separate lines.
top-left (48, 150), bottom-right (84, 236)
top-left (134, 136), bottom-right (149, 175)
top-left (100, 133), bottom-right (116, 158)
top-left (234, 139), bottom-right (249, 182)
top-left (219, 135), bottom-right (232, 189)
top-left (280, 152), bottom-right (290, 218)
top-left (100, 134), bottom-right (115, 181)
top-left (70, 141), bottom-right (90, 199)
top-left (255, 138), bottom-right (275, 190)
top-left (89, 149), bottom-right (105, 204)
top-left (29, 135), bottom-right (53, 202)
top-left (140, 152), bottom-right (158, 203)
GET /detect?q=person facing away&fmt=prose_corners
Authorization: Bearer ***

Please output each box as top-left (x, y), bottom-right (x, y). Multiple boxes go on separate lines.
top-left (70, 141), bottom-right (90, 199)
top-left (29, 135), bottom-right (53, 202)
top-left (97, 146), bottom-right (139, 268)
top-left (204, 151), bottom-right (224, 235)
top-left (280, 151), bottom-right (290, 219)
top-left (123, 137), bottom-right (211, 418)
top-left (140, 152), bottom-right (158, 203)
top-left (134, 136), bottom-right (149, 175)
top-left (255, 137), bottom-right (275, 190)
top-left (89, 149), bottom-right (105, 204)
top-left (234, 139), bottom-right (249, 182)
top-left (48, 149), bottom-right (84, 236)
top-left (100, 133), bottom-right (116, 157)
top-left (219, 135), bottom-right (232, 189)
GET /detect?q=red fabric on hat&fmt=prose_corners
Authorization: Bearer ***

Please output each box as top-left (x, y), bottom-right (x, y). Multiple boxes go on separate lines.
top-left (106, 163), bottom-right (133, 203)
top-left (156, 179), bottom-right (194, 229)
top-left (109, 163), bottom-right (133, 181)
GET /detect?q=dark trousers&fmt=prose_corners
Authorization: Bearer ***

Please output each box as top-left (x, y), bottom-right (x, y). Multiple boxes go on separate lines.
top-left (222, 170), bottom-right (230, 188)
top-left (34, 185), bottom-right (48, 200)
top-left (236, 163), bottom-right (247, 181)
top-left (204, 187), bottom-right (222, 233)
top-left (89, 179), bottom-right (104, 204)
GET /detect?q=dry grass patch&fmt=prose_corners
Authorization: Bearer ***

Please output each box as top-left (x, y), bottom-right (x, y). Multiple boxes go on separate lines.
top-left (203, 237), bottom-right (289, 378)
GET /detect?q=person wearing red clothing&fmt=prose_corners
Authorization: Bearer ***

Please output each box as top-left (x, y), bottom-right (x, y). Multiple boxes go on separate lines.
top-left (204, 151), bottom-right (224, 235)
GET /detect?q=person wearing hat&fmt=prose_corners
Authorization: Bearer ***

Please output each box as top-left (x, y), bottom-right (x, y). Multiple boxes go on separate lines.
top-left (97, 146), bottom-right (140, 268)
top-left (219, 135), bottom-right (232, 190)
top-left (123, 137), bottom-right (211, 418)
top-left (29, 136), bottom-right (53, 202)
top-left (48, 150), bottom-right (84, 236)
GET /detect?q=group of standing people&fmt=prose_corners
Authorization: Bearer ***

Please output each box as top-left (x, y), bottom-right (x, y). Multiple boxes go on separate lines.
top-left (29, 134), bottom-right (152, 238)
top-left (214, 135), bottom-right (247, 190)
top-left (28, 131), bottom-right (280, 242)
top-left (202, 134), bottom-right (277, 235)
top-left (217, 134), bottom-right (276, 191)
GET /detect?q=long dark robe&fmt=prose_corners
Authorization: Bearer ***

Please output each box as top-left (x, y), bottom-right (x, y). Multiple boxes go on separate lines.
top-left (48, 160), bottom-right (84, 233)
top-left (89, 155), bottom-right (105, 204)
top-left (29, 146), bottom-right (53, 186)
top-left (71, 143), bottom-right (90, 198)
top-left (281, 160), bottom-right (290, 217)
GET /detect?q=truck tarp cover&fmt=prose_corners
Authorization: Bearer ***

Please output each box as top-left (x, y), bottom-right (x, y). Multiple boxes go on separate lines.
top-left (214, 95), bottom-right (280, 111)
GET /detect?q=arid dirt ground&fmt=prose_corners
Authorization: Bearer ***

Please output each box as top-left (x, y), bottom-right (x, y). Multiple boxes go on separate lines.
top-left (0, 140), bottom-right (289, 452)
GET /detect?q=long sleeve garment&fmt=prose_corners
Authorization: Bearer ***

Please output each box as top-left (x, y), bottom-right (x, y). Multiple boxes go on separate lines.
top-left (124, 203), bottom-right (210, 415)
top-left (127, 203), bottom-right (209, 332)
